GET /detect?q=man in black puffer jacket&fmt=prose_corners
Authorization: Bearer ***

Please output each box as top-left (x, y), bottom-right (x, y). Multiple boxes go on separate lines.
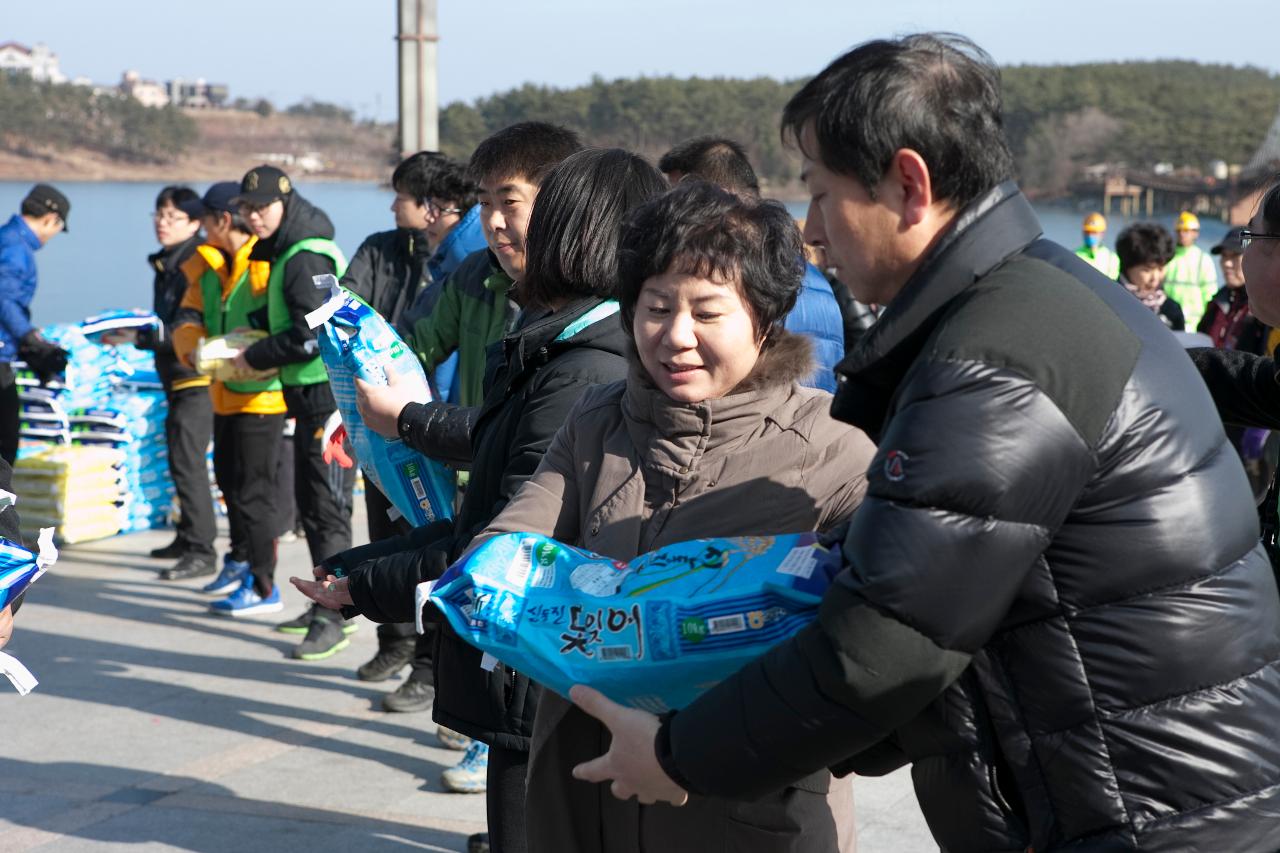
top-left (569, 35), bottom-right (1280, 852)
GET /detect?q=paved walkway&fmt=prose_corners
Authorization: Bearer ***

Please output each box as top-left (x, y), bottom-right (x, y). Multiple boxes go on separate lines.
top-left (0, 512), bottom-right (935, 852)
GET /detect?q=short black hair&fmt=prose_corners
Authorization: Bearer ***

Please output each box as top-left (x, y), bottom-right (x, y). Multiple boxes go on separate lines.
top-left (1259, 173), bottom-right (1280, 232)
top-left (467, 122), bottom-right (583, 189)
top-left (1115, 223), bottom-right (1176, 273)
top-left (392, 151), bottom-right (477, 211)
top-left (617, 180), bottom-right (804, 341)
top-left (658, 136), bottom-right (760, 196)
top-left (782, 33), bottom-right (1014, 209)
top-left (520, 148), bottom-right (667, 310)
top-left (155, 185), bottom-right (200, 212)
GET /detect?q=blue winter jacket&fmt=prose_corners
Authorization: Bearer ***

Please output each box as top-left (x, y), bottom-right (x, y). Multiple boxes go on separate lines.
top-left (783, 262), bottom-right (845, 393)
top-left (425, 205), bottom-right (488, 403)
top-left (0, 214), bottom-right (41, 364)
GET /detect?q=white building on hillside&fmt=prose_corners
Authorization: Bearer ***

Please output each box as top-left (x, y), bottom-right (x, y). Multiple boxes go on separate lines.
top-left (0, 41), bottom-right (67, 83)
top-left (120, 70), bottom-right (169, 108)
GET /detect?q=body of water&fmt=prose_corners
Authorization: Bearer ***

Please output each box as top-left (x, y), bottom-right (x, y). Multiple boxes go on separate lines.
top-left (0, 180), bottom-right (1236, 327)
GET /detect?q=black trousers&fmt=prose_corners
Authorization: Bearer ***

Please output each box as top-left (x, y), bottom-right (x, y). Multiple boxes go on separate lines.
top-left (275, 420), bottom-right (297, 536)
top-left (213, 413), bottom-right (283, 595)
top-left (487, 744), bottom-right (529, 853)
top-left (165, 386), bottom-right (217, 557)
top-left (364, 483), bottom-right (421, 645)
top-left (0, 364), bottom-right (17, 466)
top-left (293, 411), bottom-right (355, 567)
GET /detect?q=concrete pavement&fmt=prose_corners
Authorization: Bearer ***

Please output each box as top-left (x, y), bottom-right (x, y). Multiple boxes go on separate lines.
top-left (0, 512), bottom-right (935, 852)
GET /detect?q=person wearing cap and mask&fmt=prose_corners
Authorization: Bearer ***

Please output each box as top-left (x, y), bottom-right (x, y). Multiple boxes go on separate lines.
top-left (1164, 210), bottom-right (1218, 328)
top-left (0, 184), bottom-right (71, 465)
top-left (116, 186), bottom-right (219, 581)
top-left (169, 183), bottom-right (301, 627)
top-left (1074, 211), bottom-right (1120, 279)
top-left (204, 166), bottom-right (352, 622)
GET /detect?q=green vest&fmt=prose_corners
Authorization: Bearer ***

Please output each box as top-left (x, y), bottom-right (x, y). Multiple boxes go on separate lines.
top-left (200, 265), bottom-right (283, 394)
top-left (266, 238), bottom-right (347, 387)
top-left (1164, 245), bottom-right (1217, 330)
top-left (1075, 244), bottom-right (1120, 279)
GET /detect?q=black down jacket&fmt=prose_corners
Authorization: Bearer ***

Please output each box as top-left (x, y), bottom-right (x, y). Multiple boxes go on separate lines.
top-left (339, 297), bottom-right (630, 750)
top-left (661, 183), bottom-right (1280, 851)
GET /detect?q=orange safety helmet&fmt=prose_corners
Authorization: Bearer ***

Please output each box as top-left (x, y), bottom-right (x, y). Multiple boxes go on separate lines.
top-left (1082, 212), bottom-right (1107, 234)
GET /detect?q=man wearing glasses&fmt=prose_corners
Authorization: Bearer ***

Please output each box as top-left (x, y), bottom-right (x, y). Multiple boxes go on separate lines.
top-left (134, 186), bottom-right (219, 582)
top-left (0, 184), bottom-right (71, 465)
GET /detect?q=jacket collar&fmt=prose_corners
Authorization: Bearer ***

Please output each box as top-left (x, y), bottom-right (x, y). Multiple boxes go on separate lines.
top-left (621, 329), bottom-right (812, 480)
top-left (149, 234), bottom-right (201, 274)
top-left (501, 296), bottom-right (625, 388)
top-left (831, 182), bottom-right (1042, 438)
top-left (8, 214), bottom-right (41, 252)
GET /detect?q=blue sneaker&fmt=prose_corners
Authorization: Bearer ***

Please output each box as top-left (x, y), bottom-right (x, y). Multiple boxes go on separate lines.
top-left (209, 577), bottom-right (283, 618)
top-left (441, 741), bottom-right (489, 793)
top-left (202, 555), bottom-right (250, 595)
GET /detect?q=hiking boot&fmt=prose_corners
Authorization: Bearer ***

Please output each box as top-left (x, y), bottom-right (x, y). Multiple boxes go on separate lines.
top-left (440, 741), bottom-right (488, 793)
top-left (466, 833), bottom-right (490, 853)
top-left (209, 577), bottom-right (283, 617)
top-left (292, 613), bottom-right (351, 660)
top-left (149, 538), bottom-right (185, 559)
top-left (356, 638), bottom-right (416, 682)
top-left (436, 726), bottom-right (471, 751)
top-left (159, 552), bottom-right (216, 581)
top-left (382, 677), bottom-right (434, 712)
top-left (202, 555), bottom-right (251, 595)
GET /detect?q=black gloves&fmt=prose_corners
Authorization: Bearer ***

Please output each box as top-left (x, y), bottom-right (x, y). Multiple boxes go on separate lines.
top-left (18, 330), bottom-right (69, 385)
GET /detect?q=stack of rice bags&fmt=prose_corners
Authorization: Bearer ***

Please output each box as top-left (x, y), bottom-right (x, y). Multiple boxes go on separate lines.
top-left (11, 315), bottom-right (179, 542)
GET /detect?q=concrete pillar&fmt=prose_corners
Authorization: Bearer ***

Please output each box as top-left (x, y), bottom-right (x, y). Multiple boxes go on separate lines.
top-left (397, 0), bottom-right (439, 156)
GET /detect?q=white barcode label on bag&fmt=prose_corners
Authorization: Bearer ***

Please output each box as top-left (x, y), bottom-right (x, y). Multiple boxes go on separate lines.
top-left (600, 646), bottom-right (633, 662)
top-left (508, 538), bottom-right (535, 587)
top-left (775, 546), bottom-right (817, 579)
top-left (708, 614), bottom-right (746, 635)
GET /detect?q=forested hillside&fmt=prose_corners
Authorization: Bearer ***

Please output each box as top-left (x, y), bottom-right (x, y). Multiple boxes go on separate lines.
top-left (440, 62), bottom-right (1280, 195)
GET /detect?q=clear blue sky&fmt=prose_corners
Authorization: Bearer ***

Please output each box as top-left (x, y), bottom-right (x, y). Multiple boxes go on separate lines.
top-left (6, 1), bottom-right (1278, 121)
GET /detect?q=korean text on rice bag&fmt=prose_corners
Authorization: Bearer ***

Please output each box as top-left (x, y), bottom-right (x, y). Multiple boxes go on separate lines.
top-left (429, 532), bottom-right (840, 713)
top-left (306, 274), bottom-right (454, 526)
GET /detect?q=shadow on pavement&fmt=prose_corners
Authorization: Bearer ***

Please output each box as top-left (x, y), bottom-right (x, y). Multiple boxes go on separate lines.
top-left (0, 757), bottom-right (471, 852)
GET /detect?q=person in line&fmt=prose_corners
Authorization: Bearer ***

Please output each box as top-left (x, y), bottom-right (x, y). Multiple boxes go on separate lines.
top-left (659, 136), bottom-right (849, 391)
top-left (0, 184), bottom-right (71, 464)
top-left (289, 152), bottom-right (486, 681)
top-left (1197, 226), bottom-right (1274, 497)
top-left (352, 122), bottom-right (582, 803)
top-left (294, 147), bottom-right (664, 853)
top-left (461, 180), bottom-right (875, 851)
top-left (1115, 222), bottom-right (1183, 329)
top-left (1164, 210), bottom-right (1218, 327)
top-left (201, 166), bottom-right (350, 620)
top-left (1074, 211), bottom-right (1119, 278)
top-left (561, 34), bottom-right (1280, 850)
top-left (169, 182), bottom-right (291, 635)
top-left (136, 186), bottom-right (219, 581)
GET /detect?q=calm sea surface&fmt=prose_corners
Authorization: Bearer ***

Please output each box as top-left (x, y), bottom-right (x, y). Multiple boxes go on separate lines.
top-left (0, 180), bottom-right (1234, 326)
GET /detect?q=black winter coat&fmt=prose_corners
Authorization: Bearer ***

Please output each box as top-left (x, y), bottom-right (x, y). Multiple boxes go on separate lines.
top-left (137, 234), bottom-right (203, 390)
top-left (243, 192), bottom-right (341, 418)
top-left (339, 227), bottom-right (430, 335)
top-left (340, 297), bottom-right (630, 749)
top-left (661, 184), bottom-right (1280, 851)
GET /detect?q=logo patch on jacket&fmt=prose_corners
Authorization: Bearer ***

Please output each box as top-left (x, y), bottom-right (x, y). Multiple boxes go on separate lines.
top-left (884, 450), bottom-right (908, 482)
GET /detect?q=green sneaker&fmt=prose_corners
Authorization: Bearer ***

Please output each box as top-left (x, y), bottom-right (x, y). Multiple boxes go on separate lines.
top-left (277, 605), bottom-right (358, 636)
top-left (292, 615), bottom-right (351, 661)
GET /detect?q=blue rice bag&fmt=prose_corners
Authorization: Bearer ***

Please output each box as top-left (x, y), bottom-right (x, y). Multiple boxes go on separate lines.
top-left (429, 532), bottom-right (840, 713)
top-left (79, 309), bottom-right (159, 343)
top-left (0, 518), bottom-right (57, 611)
top-left (306, 274), bottom-right (455, 526)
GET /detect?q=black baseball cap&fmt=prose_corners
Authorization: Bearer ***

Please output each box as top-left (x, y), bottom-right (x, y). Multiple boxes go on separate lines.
top-left (1211, 227), bottom-right (1246, 255)
top-left (202, 182), bottom-right (242, 215)
top-left (24, 184), bottom-right (71, 232)
top-left (232, 165), bottom-right (294, 208)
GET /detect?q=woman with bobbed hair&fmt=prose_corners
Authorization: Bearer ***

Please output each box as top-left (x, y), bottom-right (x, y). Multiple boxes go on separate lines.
top-left (472, 180), bottom-right (877, 852)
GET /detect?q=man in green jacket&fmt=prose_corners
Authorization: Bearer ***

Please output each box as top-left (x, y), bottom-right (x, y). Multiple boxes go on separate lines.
top-left (1164, 210), bottom-right (1218, 328)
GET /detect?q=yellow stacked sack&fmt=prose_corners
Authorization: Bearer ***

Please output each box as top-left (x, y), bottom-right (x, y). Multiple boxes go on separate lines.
top-left (14, 446), bottom-right (128, 544)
